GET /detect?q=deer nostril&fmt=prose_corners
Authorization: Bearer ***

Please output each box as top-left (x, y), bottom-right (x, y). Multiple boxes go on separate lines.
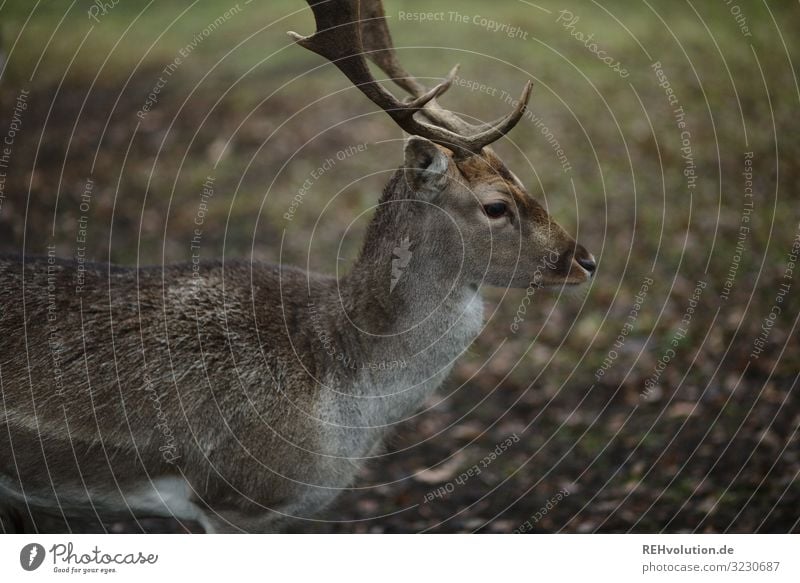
top-left (578, 256), bottom-right (597, 275)
top-left (575, 249), bottom-right (597, 275)
top-left (571, 244), bottom-right (596, 276)
top-left (557, 244), bottom-right (596, 277)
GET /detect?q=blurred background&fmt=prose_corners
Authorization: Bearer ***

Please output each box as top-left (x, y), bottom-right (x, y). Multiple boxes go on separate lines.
top-left (0, 0), bottom-right (797, 532)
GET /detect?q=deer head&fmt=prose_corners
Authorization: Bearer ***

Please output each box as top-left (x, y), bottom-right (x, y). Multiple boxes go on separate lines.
top-left (289, 0), bottom-right (596, 290)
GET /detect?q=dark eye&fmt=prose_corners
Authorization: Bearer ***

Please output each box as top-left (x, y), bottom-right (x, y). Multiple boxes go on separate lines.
top-left (483, 202), bottom-right (508, 219)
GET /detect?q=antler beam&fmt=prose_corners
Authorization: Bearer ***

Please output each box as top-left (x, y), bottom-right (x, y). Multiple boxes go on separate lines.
top-left (288, 0), bottom-right (532, 156)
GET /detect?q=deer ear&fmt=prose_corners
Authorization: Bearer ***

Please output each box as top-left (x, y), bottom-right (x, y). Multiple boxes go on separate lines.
top-left (403, 136), bottom-right (449, 199)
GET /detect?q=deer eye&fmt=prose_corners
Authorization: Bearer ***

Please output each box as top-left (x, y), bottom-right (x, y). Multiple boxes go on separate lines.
top-left (483, 202), bottom-right (508, 219)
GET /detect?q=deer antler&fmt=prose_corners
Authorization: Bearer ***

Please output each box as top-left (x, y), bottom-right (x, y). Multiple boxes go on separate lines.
top-left (288, 0), bottom-right (532, 156)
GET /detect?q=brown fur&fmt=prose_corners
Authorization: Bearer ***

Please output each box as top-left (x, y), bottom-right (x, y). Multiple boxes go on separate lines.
top-left (0, 137), bottom-right (593, 532)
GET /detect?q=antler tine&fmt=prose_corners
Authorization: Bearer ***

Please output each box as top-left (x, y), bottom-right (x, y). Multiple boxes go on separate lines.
top-left (289, 0), bottom-right (478, 154)
top-left (458, 80), bottom-right (533, 152)
top-left (359, 0), bottom-right (428, 98)
top-left (359, 0), bottom-right (478, 134)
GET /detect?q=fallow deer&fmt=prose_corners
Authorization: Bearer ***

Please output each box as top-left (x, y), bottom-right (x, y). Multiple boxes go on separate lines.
top-left (0, 0), bottom-right (595, 533)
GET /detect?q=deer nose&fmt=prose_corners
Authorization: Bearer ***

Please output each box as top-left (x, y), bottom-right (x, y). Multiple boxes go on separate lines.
top-left (574, 244), bottom-right (597, 276)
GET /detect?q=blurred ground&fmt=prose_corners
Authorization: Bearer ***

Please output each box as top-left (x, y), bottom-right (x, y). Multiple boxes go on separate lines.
top-left (0, 0), bottom-right (798, 532)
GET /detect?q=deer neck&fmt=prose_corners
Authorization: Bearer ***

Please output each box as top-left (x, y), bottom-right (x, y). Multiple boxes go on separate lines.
top-left (332, 172), bottom-right (484, 420)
